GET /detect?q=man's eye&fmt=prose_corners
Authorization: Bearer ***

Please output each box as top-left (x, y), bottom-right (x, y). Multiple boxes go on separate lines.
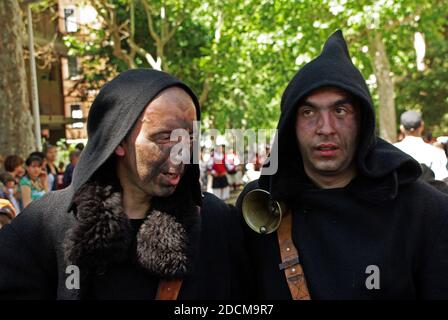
top-left (161, 134), bottom-right (172, 140)
top-left (335, 107), bottom-right (348, 116)
top-left (302, 109), bottom-right (314, 117)
top-left (152, 133), bottom-right (171, 142)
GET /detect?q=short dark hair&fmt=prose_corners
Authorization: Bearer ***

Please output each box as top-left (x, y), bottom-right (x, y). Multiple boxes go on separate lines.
top-left (0, 172), bottom-right (14, 185)
top-left (75, 143), bottom-right (85, 151)
top-left (25, 155), bottom-right (44, 167)
top-left (29, 151), bottom-right (45, 160)
top-left (4, 155), bottom-right (24, 172)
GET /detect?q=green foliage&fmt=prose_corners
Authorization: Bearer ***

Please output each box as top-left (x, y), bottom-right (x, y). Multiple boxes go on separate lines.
top-left (59, 0), bottom-right (448, 135)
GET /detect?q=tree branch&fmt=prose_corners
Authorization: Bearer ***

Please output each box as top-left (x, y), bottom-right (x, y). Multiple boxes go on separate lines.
top-left (140, 0), bottom-right (161, 45)
top-left (199, 73), bottom-right (212, 108)
top-left (384, 7), bottom-right (423, 31)
top-left (165, 17), bottom-right (183, 44)
top-left (127, 38), bottom-right (161, 70)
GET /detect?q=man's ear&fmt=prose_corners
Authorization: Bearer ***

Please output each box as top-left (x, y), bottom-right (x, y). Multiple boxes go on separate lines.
top-left (115, 144), bottom-right (125, 157)
top-left (399, 125), bottom-right (406, 134)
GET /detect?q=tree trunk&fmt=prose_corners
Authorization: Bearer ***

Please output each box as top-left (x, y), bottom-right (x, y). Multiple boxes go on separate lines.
top-left (370, 31), bottom-right (397, 143)
top-left (0, 0), bottom-right (36, 158)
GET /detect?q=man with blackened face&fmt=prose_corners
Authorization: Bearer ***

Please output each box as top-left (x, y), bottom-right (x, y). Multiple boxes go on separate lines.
top-left (0, 70), bottom-right (250, 300)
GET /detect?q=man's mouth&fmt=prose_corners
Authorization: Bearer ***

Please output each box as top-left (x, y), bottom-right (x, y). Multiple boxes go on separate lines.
top-left (161, 169), bottom-right (182, 186)
top-left (315, 144), bottom-right (339, 156)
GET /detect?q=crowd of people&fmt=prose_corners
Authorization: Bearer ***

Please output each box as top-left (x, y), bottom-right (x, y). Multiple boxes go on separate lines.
top-left (0, 144), bottom-right (83, 228)
top-left (200, 145), bottom-right (268, 200)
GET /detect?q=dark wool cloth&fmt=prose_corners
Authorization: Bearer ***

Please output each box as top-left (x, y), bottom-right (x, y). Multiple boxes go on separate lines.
top-left (0, 69), bottom-right (250, 299)
top-left (236, 31), bottom-right (448, 299)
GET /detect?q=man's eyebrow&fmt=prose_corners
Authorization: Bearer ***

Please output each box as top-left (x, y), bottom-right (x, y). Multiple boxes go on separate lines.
top-left (331, 98), bottom-right (355, 108)
top-left (299, 100), bottom-right (318, 109)
top-left (299, 98), bottom-right (355, 109)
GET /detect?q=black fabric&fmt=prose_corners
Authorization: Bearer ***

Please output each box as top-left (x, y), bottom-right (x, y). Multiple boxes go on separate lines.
top-left (0, 189), bottom-right (250, 299)
top-left (0, 69), bottom-right (250, 299)
top-left (237, 180), bottom-right (448, 299)
top-left (237, 30), bottom-right (448, 299)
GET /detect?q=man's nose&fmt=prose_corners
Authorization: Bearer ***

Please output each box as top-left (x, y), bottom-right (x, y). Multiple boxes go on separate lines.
top-left (316, 112), bottom-right (336, 135)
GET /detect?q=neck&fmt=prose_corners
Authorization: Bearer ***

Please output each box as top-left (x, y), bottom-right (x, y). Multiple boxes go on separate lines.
top-left (116, 164), bottom-right (151, 219)
top-left (405, 133), bottom-right (421, 138)
top-left (305, 167), bottom-right (356, 189)
top-left (122, 187), bottom-right (151, 219)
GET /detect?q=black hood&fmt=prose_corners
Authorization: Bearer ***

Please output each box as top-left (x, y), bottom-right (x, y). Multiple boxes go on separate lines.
top-left (70, 69), bottom-right (202, 208)
top-left (259, 30), bottom-right (421, 203)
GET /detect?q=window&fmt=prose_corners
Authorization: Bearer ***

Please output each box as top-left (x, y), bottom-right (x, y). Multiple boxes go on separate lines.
top-left (64, 7), bottom-right (77, 33)
top-left (71, 104), bottom-right (83, 128)
top-left (68, 56), bottom-right (79, 78)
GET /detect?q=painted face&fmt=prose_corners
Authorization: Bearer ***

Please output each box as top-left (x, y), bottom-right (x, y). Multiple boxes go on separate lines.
top-left (116, 87), bottom-right (197, 198)
top-left (27, 161), bottom-right (42, 180)
top-left (295, 87), bottom-right (360, 183)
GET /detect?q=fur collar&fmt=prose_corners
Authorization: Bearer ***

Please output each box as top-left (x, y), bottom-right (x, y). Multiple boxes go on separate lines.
top-left (63, 181), bottom-right (201, 278)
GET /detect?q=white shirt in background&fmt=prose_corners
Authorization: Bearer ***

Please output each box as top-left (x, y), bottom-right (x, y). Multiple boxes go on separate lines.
top-left (394, 136), bottom-right (448, 180)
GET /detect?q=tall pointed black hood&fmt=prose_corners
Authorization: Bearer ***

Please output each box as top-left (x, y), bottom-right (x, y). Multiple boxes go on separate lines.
top-left (70, 69), bottom-right (202, 207)
top-left (259, 30), bottom-right (420, 203)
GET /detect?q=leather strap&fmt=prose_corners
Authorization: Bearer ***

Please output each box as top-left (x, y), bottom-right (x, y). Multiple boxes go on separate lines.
top-left (277, 212), bottom-right (311, 300)
top-left (156, 279), bottom-right (183, 300)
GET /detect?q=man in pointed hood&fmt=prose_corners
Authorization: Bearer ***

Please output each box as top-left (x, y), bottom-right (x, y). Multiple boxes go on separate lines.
top-left (0, 69), bottom-right (249, 299)
top-left (237, 30), bottom-right (448, 299)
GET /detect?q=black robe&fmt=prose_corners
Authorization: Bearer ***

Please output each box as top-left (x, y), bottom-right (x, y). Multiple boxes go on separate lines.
top-left (0, 187), bottom-right (250, 299)
top-left (236, 30), bottom-right (448, 299)
top-left (0, 69), bottom-right (250, 299)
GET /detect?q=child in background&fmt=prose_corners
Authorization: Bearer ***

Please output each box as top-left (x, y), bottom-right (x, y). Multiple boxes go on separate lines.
top-left (0, 173), bottom-right (21, 214)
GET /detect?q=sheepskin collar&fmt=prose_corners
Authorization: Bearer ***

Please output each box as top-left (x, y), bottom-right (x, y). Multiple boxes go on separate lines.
top-left (63, 181), bottom-right (201, 279)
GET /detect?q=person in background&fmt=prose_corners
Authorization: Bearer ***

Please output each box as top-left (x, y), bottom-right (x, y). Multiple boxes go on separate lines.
top-left (3, 155), bottom-right (25, 209)
top-left (394, 110), bottom-right (448, 181)
top-left (75, 142), bottom-right (85, 152)
top-left (207, 145), bottom-right (230, 200)
top-left (242, 152), bottom-right (262, 184)
top-left (44, 144), bottom-right (59, 191)
top-left (55, 161), bottom-right (65, 189)
top-left (63, 150), bottom-right (81, 188)
top-left (225, 149), bottom-right (242, 191)
top-left (3, 155), bottom-right (25, 185)
top-left (19, 155), bottom-right (48, 208)
top-left (0, 173), bottom-right (21, 214)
